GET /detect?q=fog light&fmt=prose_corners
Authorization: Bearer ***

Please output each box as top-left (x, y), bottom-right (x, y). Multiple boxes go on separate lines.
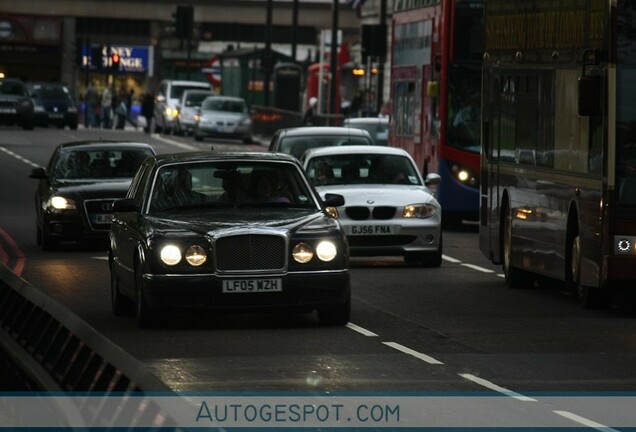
top-left (292, 243), bottom-right (314, 263)
top-left (185, 245), bottom-right (207, 266)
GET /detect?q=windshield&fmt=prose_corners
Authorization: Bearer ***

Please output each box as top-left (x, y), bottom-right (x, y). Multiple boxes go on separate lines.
top-left (345, 121), bottom-right (389, 146)
top-left (31, 85), bottom-right (73, 101)
top-left (279, 135), bottom-right (374, 159)
top-left (306, 154), bottom-right (422, 186)
top-left (52, 148), bottom-right (153, 180)
top-left (170, 85), bottom-right (210, 100)
top-left (0, 80), bottom-right (26, 96)
top-left (201, 98), bottom-right (247, 113)
top-left (447, 64), bottom-right (481, 154)
top-left (149, 161), bottom-right (316, 213)
top-left (184, 92), bottom-right (213, 107)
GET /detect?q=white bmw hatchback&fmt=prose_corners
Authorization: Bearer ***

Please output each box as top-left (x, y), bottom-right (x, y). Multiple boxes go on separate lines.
top-left (301, 145), bottom-right (443, 267)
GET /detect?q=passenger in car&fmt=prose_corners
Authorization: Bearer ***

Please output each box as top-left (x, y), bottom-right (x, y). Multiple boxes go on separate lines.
top-left (217, 171), bottom-right (245, 203)
top-left (251, 171), bottom-right (290, 203)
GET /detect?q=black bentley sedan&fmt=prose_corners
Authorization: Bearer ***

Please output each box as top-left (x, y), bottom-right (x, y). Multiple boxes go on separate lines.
top-left (108, 152), bottom-right (350, 328)
top-left (29, 140), bottom-right (156, 250)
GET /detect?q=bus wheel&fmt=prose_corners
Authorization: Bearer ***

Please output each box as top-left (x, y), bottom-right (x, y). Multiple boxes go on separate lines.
top-left (569, 233), bottom-right (605, 309)
top-left (503, 206), bottom-right (525, 288)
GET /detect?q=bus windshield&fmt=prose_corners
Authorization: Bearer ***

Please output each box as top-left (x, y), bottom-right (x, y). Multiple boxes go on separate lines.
top-left (447, 65), bottom-right (481, 154)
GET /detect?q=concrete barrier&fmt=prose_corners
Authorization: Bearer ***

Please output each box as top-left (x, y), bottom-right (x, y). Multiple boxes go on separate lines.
top-left (0, 263), bottom-right (181, 428)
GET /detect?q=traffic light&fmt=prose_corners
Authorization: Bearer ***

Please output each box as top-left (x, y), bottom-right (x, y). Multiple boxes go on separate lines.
top-left (111, 52), bottom-right (121, 72)
top-left (173, 5), bottom-right (194, 39)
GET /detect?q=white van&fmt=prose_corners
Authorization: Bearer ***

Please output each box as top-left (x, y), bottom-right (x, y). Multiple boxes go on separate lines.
top-left (153, 80), bottom-right (211, 133)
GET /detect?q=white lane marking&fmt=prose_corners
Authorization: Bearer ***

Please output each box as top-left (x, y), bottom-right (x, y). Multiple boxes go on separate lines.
top-left (553, 410), bottom-right (619, 431)
top-left (92, 256), bottom-right (109, 260)
top-left (442, 254), bottom-right (462, 263)
top-left (461, 263), bottom-right (495, 273)
top-left (0, 146), bottom-right (40, 168)
top-left (497, 274), bottom-right (505, 278)
top-left (151, 133), bottom-right (200, 150)
top-left (383, 342), bottom-right (444, 365)
top-left (346, 323), bottom-right (378, 337)
top-left (458, 373), bottom-right (537, 402)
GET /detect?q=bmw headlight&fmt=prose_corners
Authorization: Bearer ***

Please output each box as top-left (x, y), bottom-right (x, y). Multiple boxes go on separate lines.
top-left (316, 241), bottom-right (337, 261)
top-left (292, 242), bottom-right (314, 263)
top-left (185, 245), bottom-right (207, 266)
top-left (403, 204), bottom-right (438, 218)
top-left (48, 196), bottom-right (76, 210)
top-left (160, 244), bottom-right (182, 266)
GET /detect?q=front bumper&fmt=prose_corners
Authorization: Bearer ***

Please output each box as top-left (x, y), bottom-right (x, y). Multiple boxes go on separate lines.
top-left (140, 270), bottom-right (350, 312)
top-left (196, 123), bottom-right (252, 139)
top-left (340, 219), bottom-right (441, 256)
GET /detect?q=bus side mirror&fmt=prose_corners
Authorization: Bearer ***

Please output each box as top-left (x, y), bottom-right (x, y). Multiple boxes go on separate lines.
top-left (427, 80), bottom-right (439, 99)
top-left (578, 75), bottom-right (601, 116)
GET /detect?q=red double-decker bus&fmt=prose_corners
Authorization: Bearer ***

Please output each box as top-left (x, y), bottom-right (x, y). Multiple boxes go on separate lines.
top-left (389, 0), bottom-right (483, 224)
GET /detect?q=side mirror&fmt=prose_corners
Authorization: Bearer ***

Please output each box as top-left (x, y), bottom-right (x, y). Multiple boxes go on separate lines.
top-left (578, 75), bottom-right (601, 116)
top-left (29, 167), bottom-right (47, 179)
top-left (427, 80), bottom-right (439, 99)
top-left (424, 173), bottom-right (442, 186)
top-left (113, 198), bottom-right (139, 213)
top-left (323, 193), bottom-right (345, 207)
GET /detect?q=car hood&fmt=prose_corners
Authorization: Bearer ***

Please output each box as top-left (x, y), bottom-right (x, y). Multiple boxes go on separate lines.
top-left (142, 208), bottom-right (338, 237)
top-left (39, 98), bottom-right (73, 109)
top-left (51, 180), bottom-right (132, 197)
top-left (315, 184), bottom-right (438, 206)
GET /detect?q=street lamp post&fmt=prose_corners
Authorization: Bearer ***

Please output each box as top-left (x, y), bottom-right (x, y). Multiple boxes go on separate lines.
top-left (329, 0), bottom-right (339, 117)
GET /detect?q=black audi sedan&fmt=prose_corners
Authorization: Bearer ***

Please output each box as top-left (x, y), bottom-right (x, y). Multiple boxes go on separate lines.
top-left (29, 140), bottom-right (156, 250)
top-left (108, 152), bottom-right (350, 328)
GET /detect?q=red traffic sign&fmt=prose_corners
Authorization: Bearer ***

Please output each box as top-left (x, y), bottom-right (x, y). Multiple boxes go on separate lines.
top-left (201, 55), bottom-right (221, 86)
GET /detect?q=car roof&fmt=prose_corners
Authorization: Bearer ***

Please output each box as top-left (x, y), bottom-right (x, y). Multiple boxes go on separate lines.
top-left (344, 117), bottom-right (389, 125)
top-left (166, 80), bottom-right (211, 87)
top-left (303, 145), bottom-right (411, 159)
top-left (151, 151), bottom-right (300, 167)
top-left (57, 140), bottom-right (155, 151)
top-left (277, 126), bottom-right (373, 138)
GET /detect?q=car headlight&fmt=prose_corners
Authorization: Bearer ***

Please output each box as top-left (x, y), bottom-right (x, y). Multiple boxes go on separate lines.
top-left (325, 207), bottom-right (339, 218)
top-left (68, 106), bottom-right (78, 113)
top-left (185, 245), bottom-right (207, 266)
top-left (292, 242), bottom-right (314, 263)
top-left (165, 107), bottom-right (178, 118)
top-left (20, 99), bottom-right (33, 109)
top-left (403, 204), bottom-right (438, 218)
top-left (160, 244), bottom-right (182, 266)
top-left (34, 104), bottom-right (45, 113)
top-left (240, 117), bottom-right (252, 126)
top-left (48, 196), bottom-right (76, 210)
top-left (316, 241), bottom-right (337, 261)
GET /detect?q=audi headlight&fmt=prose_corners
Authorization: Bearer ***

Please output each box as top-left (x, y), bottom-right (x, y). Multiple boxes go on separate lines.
top-left (403, 204), bottom-right (438, 218)
top-left (68, 106), bottom-right (78, 113)
top-left (614, 235), bottom-right (636, 255)
top-left (48, 196), bottom-right (76, 210)
top-left (185, 245), bottom-right (207, 266)
top-left (316, 241), bottom-right (337, 262)
top-left (292, 242), bottom-right (314, 263)
top-left (160, 244), bottom-right (182, 266)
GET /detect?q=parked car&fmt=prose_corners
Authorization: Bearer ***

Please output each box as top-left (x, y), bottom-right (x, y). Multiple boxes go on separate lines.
top-left (153, 79), bottom-right (212, 133)
top-left (28, 82), bottom-right (79, 130)
top-left (193, 95), bottom-right (253, 143)
top-left (173, 89), bottom-right (216, 136)
top-left (301, 145), bottom-right (443, 267)
top-left (0, 77), bottom-right (34, 130)
top-left (343, 117), bottom-right (389, 146)
top-left (108, 151), bottom-right (350, 328)
top-left (29, 140), bottom-right (156, 251)
top-left (268, 126), bottom-right (376, 160)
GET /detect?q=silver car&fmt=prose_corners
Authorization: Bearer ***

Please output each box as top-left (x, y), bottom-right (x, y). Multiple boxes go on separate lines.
top-left (343, 117), bottom-right (389, 146)
top-left (174, 89), bottom-right (216, 136)
top-left (302, 145), bottom-right (443, 267)
top-left (193, 96), bottom-right (253, 144)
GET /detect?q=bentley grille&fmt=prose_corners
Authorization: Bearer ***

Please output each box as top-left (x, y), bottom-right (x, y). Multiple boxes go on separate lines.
top-left (215, 234), bottom-right (286, 271)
